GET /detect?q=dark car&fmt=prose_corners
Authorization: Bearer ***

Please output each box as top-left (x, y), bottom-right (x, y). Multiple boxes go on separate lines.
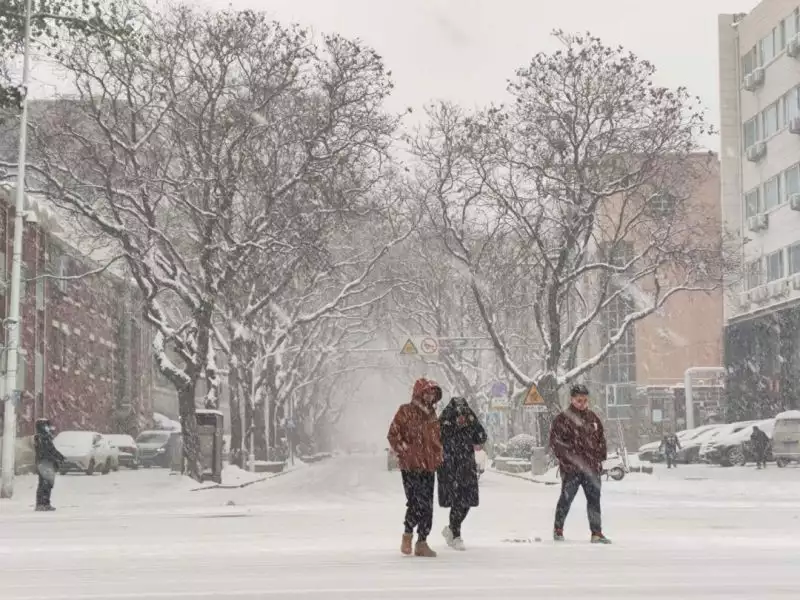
top-left (106, 434), bottom-right (140, 469)
top-left (136, 430), bottom-right (180, 468)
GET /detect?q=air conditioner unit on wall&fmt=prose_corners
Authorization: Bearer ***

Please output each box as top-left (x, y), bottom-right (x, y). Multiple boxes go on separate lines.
top-left (790, 193), bottom-right (800, 211)
top-left (747, 213), bottom-right (769, 231)
top-left (746, 142), bottom-right (767, 162)
top-left (738, 291), bottom-right (751, 308)
top-left (769, 280), bottom-right (788, 297)
top-left (743, 68), bottom-right (765, 91)
top-left (754, 286), bottom-right (770, 302)
top-left (789, 34), bottom-right (800, 57)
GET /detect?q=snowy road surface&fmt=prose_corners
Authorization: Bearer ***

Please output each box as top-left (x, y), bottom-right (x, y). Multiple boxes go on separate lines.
top-left (2, 456), bottom-right (800, 599)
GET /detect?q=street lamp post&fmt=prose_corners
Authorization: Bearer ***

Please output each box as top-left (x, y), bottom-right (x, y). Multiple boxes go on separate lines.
top-left (0, 0), bottom-right (34, 499)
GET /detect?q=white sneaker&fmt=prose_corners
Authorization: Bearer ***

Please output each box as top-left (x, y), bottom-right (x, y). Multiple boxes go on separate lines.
top-left (451, 536), bottom-right (466, 551)
top-left (442, 526), bottom-right (454, 545)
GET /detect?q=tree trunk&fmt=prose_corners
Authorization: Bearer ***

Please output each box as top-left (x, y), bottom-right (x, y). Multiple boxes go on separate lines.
top-left (177, 385), bottom-right (202, 481)
top-left (228, 361), bottom-right (244, 468)
top-left (536, 374), bottom-right (560, 446)
top-left (253, 395), bottom-right (267, 461)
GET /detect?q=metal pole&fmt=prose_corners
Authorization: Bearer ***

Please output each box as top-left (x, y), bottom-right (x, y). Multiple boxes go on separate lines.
top-left (248, 365), bottom-right (256, 472)
top-left (1, 0), bottom-right (34, 500)
top-left (683, 367), bottom-right (726, 431)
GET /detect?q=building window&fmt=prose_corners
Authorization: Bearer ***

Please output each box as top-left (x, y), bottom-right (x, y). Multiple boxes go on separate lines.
top-left (741, 46), bottom-right (758, 76)
top-left (0, 251), bottom-right (5, 296)
top-left (784, 164), bottom-right (800, 201)
top-left (34, 351), bottom-right (43, 394)
top-left (19, 351), bottom-right (27, 392)
top-left (767, 250), bottom-right (784, 282)
top-left (745, 188), bottom-right (760, 217)
top-left (764, 176), bottom-right (781, 211)
top-left (746, 260), bottom-right (763, 289)
top-left (763, 102), bottom-right (780, 138)
top-left (761, 29), bottom-right (776, 64)
top-left (787, 11), bottom-right (799, 42)
top-left (784, 87), bottom-right (800, 123)
top-left (789, 242), bottom-right (800, 275)
top-left (36, 278), bottom-right (44, 311)
top-left (647, 192), bottom-right (676, 218)
top-left (51, 326), bottom-right (68, 369)
top-left (743, 117), bottom-right (759, 149)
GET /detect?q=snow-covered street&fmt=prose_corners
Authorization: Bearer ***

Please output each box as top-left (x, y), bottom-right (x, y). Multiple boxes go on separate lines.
top-left (1, 455), bottom-right (800, 599)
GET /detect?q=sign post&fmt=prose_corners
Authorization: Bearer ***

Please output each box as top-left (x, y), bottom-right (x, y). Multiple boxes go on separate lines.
top-left (523, 383), bottom-right (548, 413)
top-left (399, 336), bottom-right (439, 358)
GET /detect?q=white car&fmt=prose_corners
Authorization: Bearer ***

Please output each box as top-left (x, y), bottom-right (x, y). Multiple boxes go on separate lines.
top-left (54, 431), bottom-right (119, 475)
top-left (699, 421), bottom-right (756, 463)
top-left (106, 434), bottom-right (140, 469)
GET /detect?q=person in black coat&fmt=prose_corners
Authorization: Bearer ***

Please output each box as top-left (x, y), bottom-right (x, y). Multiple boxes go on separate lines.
top-left (750, 425), bottom-right (770, 469)
top-left (34, 418), bottom-right (65, 511)
top-left (437, 397), bottom-right (488, 551)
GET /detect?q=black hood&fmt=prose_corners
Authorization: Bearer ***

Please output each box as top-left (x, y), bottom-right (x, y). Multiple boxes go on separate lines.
top-left (35, 419), bottom-right (52, 435)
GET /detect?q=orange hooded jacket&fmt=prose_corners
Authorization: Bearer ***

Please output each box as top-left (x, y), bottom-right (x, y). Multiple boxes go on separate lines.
top-left (386, 378), bottom-right (444, 471)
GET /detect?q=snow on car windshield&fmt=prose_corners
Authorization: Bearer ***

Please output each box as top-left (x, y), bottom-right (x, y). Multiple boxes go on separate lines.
top-left (136, 433), bottom-right (170, 444)
top-left (54, 432), bottom-right (95, 448)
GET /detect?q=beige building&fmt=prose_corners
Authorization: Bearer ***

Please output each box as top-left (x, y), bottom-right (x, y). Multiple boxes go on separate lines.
top-left (585, 158), bottom-right (725, 445)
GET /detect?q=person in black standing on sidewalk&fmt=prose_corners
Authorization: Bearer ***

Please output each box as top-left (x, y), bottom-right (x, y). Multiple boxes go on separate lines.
top-left (437, 397), bottom-right (488, 551)
top-left (34, 418), bottom-right (65, 512)
top-left (549, 384), bottom-right (611, 544)
top-left (387, 378), bottom-right (443, 557)
top-left (659, 431), bottom-right (682, 469)
top-left (750, 425), bottom-right (770, 469)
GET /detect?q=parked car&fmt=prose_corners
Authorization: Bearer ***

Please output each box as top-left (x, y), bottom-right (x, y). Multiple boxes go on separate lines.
top-left (136, 430), bottom-right (180, 468)
top-left (772, 410), bottom-right (800, 467)
top-left (707, 419), bottom-right (776, 467)
top-left (637, 425), bottom-right (718, 463)
top-left (54, 431), bottom-right (119, 475)
top-left (106, 434), bottom-right (140, 469)
top-left (675, 424), bottom-right (727, 463)
top-left (699, 421), bottom-right (757, 464)
top-left (386, 448), bottom-right (399, 471)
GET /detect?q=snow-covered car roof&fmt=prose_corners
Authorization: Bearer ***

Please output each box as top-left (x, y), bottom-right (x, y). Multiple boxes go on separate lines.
top-left (719, 419), bottom-right (775, 445)
top-left (775, 410), bottom-right (800, 421)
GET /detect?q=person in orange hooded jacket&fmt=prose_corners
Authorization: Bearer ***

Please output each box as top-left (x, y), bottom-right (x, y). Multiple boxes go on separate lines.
top-left (387, 378), bottom-right (443, 557)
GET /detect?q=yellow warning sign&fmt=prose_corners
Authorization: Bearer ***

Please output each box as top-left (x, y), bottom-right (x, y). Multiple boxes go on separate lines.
top-left (400, 339), bottom-right (418, 355)
top-left (523, 384), bottom-right (545, 406)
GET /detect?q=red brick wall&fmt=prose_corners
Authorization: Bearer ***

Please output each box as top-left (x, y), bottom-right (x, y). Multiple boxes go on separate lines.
top-left (0, 199), bottom-right (153, 437)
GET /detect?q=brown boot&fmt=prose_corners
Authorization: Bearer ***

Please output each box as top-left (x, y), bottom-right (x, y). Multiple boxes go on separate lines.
top-left (414, 539), bottom-right (437, 557)
top-left (400, 533), bottom-right (413, 555)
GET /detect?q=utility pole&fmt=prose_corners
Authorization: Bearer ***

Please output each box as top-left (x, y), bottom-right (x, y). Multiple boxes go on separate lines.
top-left (1, 0), bottom-right (34, 500)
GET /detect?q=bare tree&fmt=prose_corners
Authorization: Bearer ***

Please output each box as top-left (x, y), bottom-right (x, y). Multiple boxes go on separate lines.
top-left (5, 6), bottom-right (399, 480)
top-left (410, 32), bottom-right (732, 424)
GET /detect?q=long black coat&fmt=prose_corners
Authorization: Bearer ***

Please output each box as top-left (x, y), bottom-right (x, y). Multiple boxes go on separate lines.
top-left (437, 398), bottom-right (488, 508)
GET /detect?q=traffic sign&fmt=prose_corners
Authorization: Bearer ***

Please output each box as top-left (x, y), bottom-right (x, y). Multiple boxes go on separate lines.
top-left (400, 336), bottom-right (439, 357)
top-left (400, 339), bottom-right (418, 355)
top-left (524, 383), bottom-right (545, 407)
top-left (490, 381), bottom-right (508, 397)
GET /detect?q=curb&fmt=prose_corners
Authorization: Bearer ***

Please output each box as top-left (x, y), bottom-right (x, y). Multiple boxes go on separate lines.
top-left (189, 460), bottom-right (321, 491)
top-left (489, 469), bottom-right (559, 486)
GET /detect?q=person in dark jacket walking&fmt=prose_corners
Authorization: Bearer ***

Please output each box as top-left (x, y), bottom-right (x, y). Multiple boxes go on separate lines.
top-left (387, 378), bottom-right (444, 557)
top-left (750, 425), bottom-right (770, 469)
top-left (437, 397), bottom-right (487, 551)
top-left (34, 418), bottom-right (64, 511)
top-left (659, 431), bottom-right (681, 469)
top-left (549, 384), bottom-right (611, 544)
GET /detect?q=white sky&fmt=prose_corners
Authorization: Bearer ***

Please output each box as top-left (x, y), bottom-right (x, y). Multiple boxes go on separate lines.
top-left (28, 0), bottom-right (759, 149)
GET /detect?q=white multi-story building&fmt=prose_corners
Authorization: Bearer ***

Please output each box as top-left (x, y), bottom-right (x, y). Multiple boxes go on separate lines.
top-left (719, 1), bottom-right (800, 418)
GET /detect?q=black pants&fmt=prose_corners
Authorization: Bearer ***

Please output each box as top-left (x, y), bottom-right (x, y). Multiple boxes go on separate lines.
top-left (554, 471), bottom-right (602, 534)
top-left (449, 506), bottom-right (470, 538)
top-left (36, 461), bottom-right (56, 508)
top-left (755, 449), bottom-right (768, 468)
top-left (402, 470), bottom-right (435, 541)
top-left (665, 453), bottom-right (677, 468)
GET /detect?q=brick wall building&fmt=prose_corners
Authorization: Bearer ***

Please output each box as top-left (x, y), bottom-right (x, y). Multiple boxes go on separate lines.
top-left (0, 186), bottom-right (156, 438)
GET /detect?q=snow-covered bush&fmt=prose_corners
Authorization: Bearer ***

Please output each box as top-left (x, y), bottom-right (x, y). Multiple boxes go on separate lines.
top-left (505, 434), bottom-right (538, 459)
